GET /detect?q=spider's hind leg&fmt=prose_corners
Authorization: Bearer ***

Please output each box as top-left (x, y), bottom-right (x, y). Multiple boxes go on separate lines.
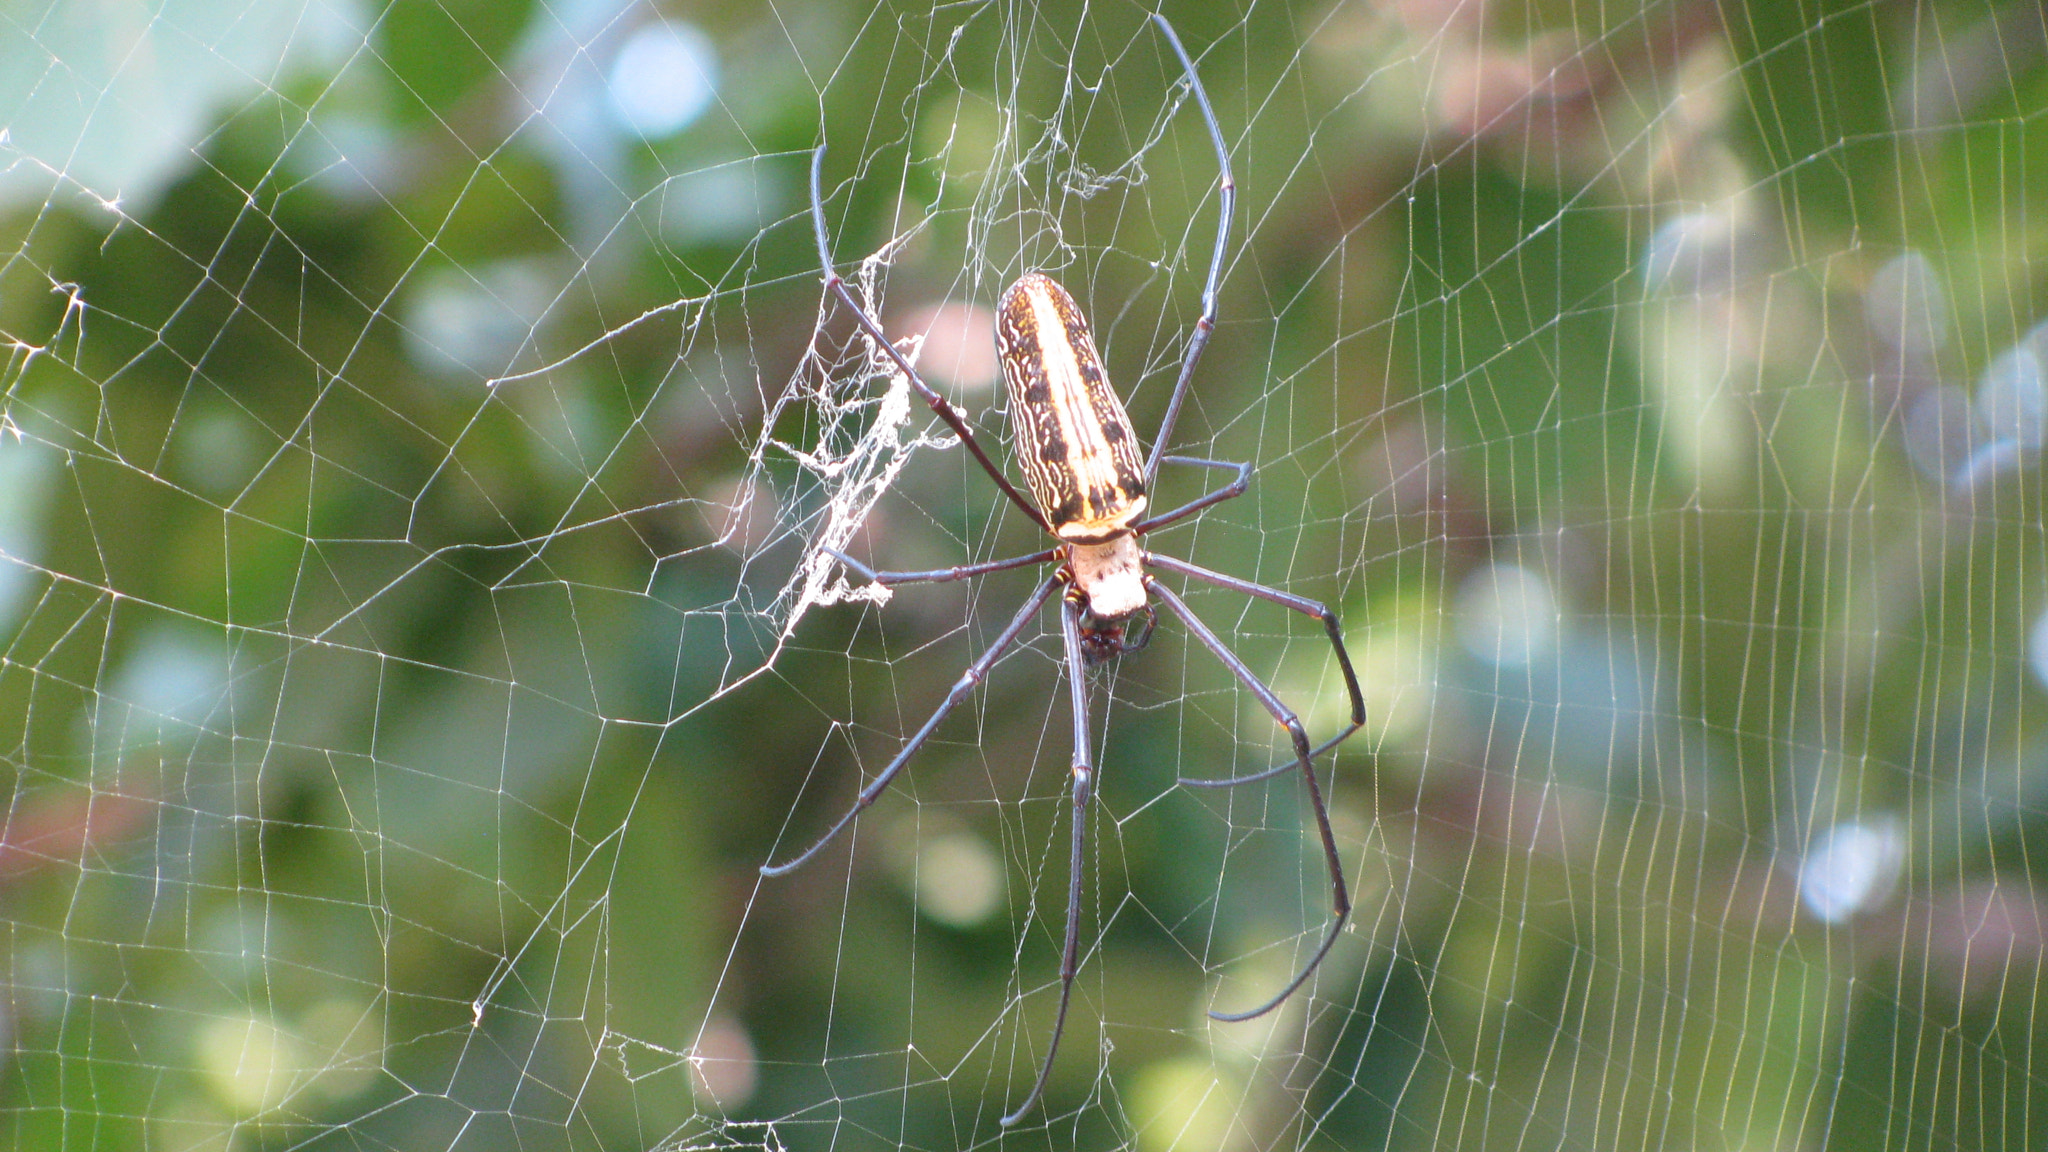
top-left (807, 143), bottom-right (1050, 534)
top-left (1142, 13), bottom-right (1234, 489)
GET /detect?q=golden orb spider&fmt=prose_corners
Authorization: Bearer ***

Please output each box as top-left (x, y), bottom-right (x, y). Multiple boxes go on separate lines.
top-left (762, 14), bottom-right (1366, 1126)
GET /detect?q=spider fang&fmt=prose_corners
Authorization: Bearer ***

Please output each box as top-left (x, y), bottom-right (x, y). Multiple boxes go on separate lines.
top-left (1072, 594), bottom-right (1156, 667)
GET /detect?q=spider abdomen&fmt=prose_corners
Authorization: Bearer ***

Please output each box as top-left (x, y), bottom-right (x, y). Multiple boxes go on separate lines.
top-left (996, 272), bottom-right (1148, 543)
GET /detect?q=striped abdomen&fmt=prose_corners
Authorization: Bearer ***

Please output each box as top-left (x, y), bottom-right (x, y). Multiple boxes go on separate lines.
top-left (996, 272), bottom-right (1148, 542)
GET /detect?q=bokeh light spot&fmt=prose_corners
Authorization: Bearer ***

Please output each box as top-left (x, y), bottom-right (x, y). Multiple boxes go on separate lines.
top-left (607, 22), bottom-right (718, 138)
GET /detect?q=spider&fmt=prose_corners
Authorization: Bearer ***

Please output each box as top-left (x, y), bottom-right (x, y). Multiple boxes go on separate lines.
top-left (762, 15), bottom-right (1366, 1127)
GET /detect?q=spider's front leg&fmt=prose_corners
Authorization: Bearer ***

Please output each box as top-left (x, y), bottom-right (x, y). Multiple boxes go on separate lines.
top-left (760, 575), bottom-right (1062, 877)
top-left (1000, 591), bottom-right (1097, 1127)
top-left (1150, 552), bottom-right (1366, 788)
top-left (1145, 574), bottom-right (1356, 1023)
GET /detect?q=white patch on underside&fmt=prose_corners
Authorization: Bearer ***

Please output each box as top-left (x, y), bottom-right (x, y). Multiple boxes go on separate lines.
top-left (1069, 535), bottom-right (1146, 617)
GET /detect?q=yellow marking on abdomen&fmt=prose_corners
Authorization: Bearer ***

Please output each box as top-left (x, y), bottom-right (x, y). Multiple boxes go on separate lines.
top-left (996, 272), bottom-right (1147, 541)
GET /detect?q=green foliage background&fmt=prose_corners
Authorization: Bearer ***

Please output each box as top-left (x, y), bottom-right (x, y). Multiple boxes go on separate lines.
top-left (0, 0), bottom-right (2043, 1149)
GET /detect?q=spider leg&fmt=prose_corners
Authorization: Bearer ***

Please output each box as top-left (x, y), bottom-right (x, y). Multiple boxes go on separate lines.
top-left (1143, 15), bottom-right (1233, 489)
top-left (809, 144), bottom-right (1050, 534)
top-left (761, 574), bottom-right (1063, 878)
top-left (1001, 593), bottom-right (1095, 1127)
top-left (1176, 727), bottom-right (1356, 789)
top-left (1131, 456), bottom-right (1249, 534)
top-left (1145, 577), bottom-right (1350, 1023)
top-left (1145, 553), bottom-right (1366, 788)
top-left (825, 544), bottom-right (1059, 587)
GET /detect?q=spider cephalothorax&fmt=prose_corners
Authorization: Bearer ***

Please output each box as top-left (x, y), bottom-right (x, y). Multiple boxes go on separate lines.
top-left (1071, 594), bottom-right (1155, 667)
top-left (763, 15), bottom-right (1368, 1128)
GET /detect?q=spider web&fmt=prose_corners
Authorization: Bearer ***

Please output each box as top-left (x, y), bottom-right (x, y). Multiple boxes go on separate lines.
top-left (1, 0), bottom-right (2043, 1149)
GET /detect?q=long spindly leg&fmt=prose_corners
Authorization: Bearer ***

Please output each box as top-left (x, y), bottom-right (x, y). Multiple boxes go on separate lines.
top-left (1000, 593), bottom-right (1095, 1127)
top-left (761, 575), bottom-right (1063, 878)
top-left (808, 144), bottom-right (1050, 534)
top-left (1131, 456), bottom-right (1249, 534)
top-left (1146, 553), bottom-right (1366, 788)
top-left (1143, 15), bottom-right (1234, 490)
top-left (826, 544), bottom-right (1060, 588)
top-left (1146, 578), bottom-right (1350, 1023)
